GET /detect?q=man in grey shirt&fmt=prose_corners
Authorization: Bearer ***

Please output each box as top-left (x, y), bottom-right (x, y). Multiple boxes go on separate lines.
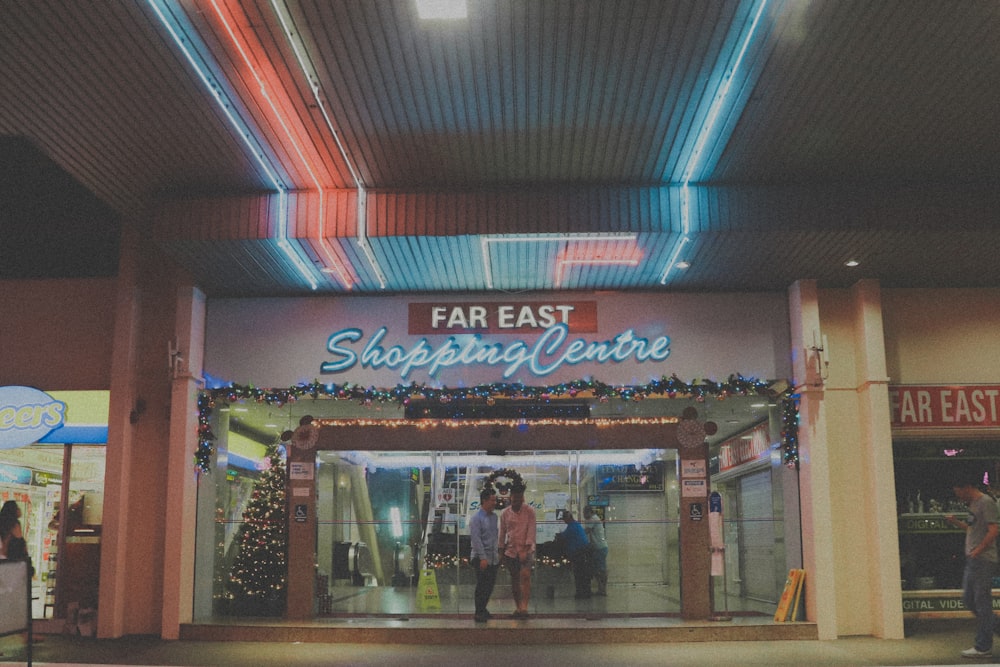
top-left (946, 475), bottom-right (999, 659)
top-left (470, 488), bottom-right (499, 623)
top-left (584, 506), bottom-right (609, 596)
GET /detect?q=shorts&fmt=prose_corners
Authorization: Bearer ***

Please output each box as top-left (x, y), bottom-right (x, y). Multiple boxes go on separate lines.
top-left (504, 553), bottom-right (535, 573)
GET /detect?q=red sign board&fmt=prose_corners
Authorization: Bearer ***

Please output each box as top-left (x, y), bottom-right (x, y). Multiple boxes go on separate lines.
top-left (408, 301), bottom-right (598, 335)
top-left (718, 423), bottom-right (770, 472)
top-left (891, 385), bottom-right (1000, 429)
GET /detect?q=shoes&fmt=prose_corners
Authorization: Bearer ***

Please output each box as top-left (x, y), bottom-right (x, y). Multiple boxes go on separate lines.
top-left (961, 647), bottom-right (992, 659)
top-left (512, 610), bottom-right (529, 619)
top-left (473, 612), bottom-right (488, 623)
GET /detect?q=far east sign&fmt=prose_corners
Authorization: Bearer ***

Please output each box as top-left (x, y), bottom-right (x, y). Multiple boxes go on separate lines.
top-left (891, 385), bottom-right (1000, 428)
top-left (0, 386), bottom-right (67, 450)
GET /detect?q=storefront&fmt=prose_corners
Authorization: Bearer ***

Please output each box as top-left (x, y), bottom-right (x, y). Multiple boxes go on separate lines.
top-left (710, 420), bottom-right (797, 609)
top-left (891, 384), bottom-right (1000, 617)
top-left (0, 387), bottom-right (108, 629)
top-left (193, 292), bottom-right (799, 623)
top-left (8, 276), bottom-right (941, 641)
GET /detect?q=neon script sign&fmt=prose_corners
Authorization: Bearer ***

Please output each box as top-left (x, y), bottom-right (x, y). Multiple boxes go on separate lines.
top-left (320, 323), bottom-right (671, 380)
top-left (0, 386), bottom-right (66, 450)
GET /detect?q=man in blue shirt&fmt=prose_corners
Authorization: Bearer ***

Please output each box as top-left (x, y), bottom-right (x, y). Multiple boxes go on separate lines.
top-left (470, 488), bottom-right (499, 623)
top-left (559, 510), bottom-right (592, 599)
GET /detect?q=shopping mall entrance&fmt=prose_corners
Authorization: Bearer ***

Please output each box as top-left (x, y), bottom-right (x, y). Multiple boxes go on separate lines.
top-left (309, 445), bottom-right (679, 619)
top-left (195, 394), bottom-right (795, 626)
top-left (288, 409), bottom-right (768, 622)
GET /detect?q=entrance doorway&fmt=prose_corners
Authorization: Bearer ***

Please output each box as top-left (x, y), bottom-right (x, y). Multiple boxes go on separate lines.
top-left (0, 443), bottom-right (106, 623)
top-left (195, 393), bottom-right (793, 623)
top-left (314, 447), bottom-right (680, 617)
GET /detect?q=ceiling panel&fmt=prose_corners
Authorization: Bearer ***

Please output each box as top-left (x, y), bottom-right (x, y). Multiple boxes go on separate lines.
top-left (2, 1), bottom-right (1000, 295)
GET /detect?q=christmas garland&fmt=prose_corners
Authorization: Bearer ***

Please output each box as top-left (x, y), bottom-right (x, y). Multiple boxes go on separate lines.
top-left (194, 374), bottom-right (798, 473)
top-left (780, 394), bottom-right (800, 467)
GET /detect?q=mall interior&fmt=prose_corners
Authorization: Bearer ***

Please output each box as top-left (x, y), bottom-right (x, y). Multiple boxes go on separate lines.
top-left (3, 0), bottom-right (1000, 661)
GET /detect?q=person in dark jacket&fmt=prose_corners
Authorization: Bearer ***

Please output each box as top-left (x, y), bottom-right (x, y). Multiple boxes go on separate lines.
top-left (0, 500), bottom-right (33, 575)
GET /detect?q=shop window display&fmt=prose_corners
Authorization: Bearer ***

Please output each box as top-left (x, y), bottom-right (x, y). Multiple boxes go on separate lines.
top-left (317, 448), bottom-right (681, 617)
top-left (895, 442), bottom-right (1000, 594)
top-left (194, 395), bottom-right (792, 622)
top-left (0, 444), bottom-right (106, 622)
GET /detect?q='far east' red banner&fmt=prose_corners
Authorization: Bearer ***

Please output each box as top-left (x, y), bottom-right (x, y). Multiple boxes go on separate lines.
top-left (890, 385), bottom-right (1000, 428)
top-left (408, 301), bottom-right (598, 335)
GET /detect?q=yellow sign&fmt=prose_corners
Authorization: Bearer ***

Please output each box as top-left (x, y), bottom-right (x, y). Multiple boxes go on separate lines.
top-left (774, 569), bottom-right (806, 622)
top-left (416, 568), bottom-right (441, 610)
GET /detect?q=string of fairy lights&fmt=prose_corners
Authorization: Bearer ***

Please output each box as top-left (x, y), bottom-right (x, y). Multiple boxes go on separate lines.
top-left (195, 374), bottom-right (800, 473)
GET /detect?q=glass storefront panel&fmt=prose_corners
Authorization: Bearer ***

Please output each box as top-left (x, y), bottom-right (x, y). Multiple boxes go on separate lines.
top-left (312, 448), bottom-right (681, 617)
top-left (0, 445), bottom-right (60, 619)
top-left (895, 441), bottom-right (1000, 598)
top-left (58, 445), bottom-right (106, 622)
top-left (0, 443), bottom-right (106, 621)
top-left (194, 396), bottom-right (791, 622)
top-left (710, 461), bottom-right (789, 615)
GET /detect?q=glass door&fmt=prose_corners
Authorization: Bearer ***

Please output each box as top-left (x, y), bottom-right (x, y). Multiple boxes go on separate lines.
top-left (310, 448), bottom-right (681, 618)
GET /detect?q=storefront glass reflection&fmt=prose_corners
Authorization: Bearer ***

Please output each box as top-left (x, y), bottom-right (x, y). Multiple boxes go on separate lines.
top-left (197, 400), bottom-right (790, 621)
top-left (309, 449), bottom-right (680, 616)
top-left (0, 443), bottom-right (106, 625)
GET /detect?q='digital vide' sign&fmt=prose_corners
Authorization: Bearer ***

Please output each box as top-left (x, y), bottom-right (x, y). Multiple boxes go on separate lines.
top-left (320, 300), bottom-right (671, 380)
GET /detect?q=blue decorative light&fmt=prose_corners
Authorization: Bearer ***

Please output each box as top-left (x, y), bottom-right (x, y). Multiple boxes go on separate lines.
top-left (660, 0), bottom-right (772, 285)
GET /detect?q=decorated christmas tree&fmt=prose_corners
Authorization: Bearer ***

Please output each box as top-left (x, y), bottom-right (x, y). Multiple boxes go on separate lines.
top-left (226, 442), bottom-right (288, 615)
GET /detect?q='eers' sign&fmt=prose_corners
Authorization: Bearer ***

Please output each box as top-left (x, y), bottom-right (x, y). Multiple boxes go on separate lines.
top-left (0, 386), bottom-right (66, 450)
top-left (891, 385), bottom-right (1000, 428)
top-left (408, 301), bottom-right (598, 335)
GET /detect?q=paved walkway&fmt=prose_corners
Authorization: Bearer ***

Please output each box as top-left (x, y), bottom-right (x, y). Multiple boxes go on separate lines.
top-left (0, 619), bottom-right (994, 666)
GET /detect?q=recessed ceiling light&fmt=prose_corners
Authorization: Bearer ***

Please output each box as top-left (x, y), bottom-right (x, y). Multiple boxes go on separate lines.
top-left (416, 0), bottom-right (467, 20)
top-left (845, 259), bottom-right (860, 267)
top-left (675, 261), bottom-right (690, 270)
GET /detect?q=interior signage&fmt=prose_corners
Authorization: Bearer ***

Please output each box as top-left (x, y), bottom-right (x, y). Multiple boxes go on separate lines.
top-left (891, 385), bottom-right (1000, 429)
top-left (0, 464), bottom-right (33, 485)
top-left (718, 423), bottom-right (771, 471)
top-left (902, 596), bottom-right (1000, 612)
top-left (595, 463), bottom-right (665, 492)
top-left (321, 322), bottom-right (671, 380)
top-left (408, 301), bottom-right (598, 334)
top-left (0, 386), bottom-right (67, 450)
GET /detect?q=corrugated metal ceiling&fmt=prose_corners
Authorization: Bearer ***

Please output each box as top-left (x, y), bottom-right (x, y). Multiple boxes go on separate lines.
top-left (2, 0), bottom-right (999, 294)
